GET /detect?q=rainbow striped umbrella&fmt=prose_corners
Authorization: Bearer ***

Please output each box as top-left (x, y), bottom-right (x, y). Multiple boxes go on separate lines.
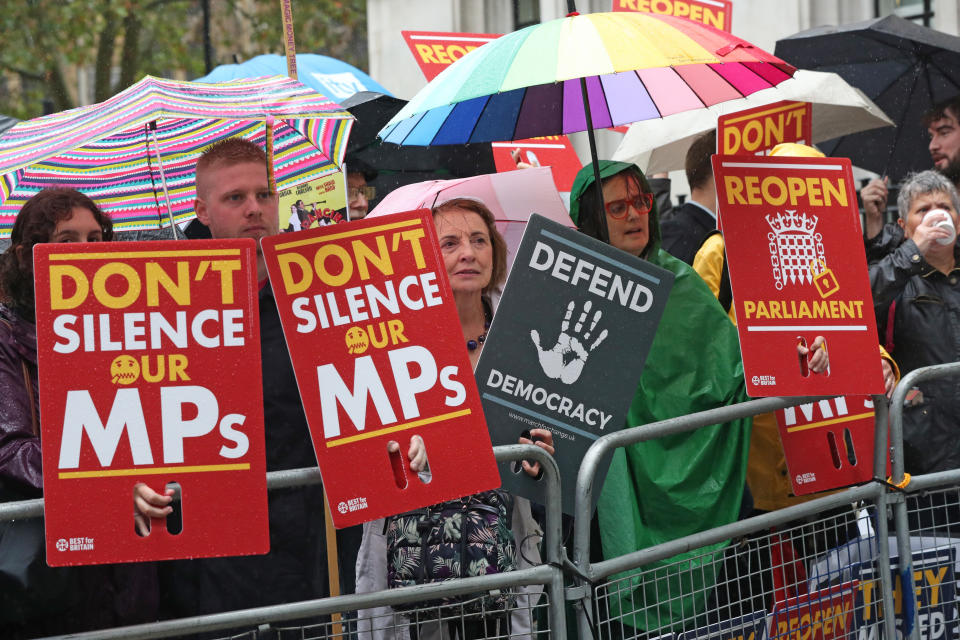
top-left (0, 75), bottom-right (353, 237)
top-left (379, 11), bottom-right (796, 144)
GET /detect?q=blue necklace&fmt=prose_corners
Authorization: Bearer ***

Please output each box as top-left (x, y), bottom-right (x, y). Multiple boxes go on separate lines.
top-left (466, 319), bottom-right (491, 351)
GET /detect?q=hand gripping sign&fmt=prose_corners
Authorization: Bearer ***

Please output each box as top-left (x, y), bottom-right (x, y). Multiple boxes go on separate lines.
top-left (261, 209), bottom-right (500, 528)
top-left (476, 215), bottom-right (674, 515)
top-left (712, 155), bottom-right (885, 397)
top-left (35, 240), bottom-right (267, 566)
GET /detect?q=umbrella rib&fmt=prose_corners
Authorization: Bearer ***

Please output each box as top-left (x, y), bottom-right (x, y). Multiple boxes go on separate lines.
top-left (632, 70), bottom-right (664, 120)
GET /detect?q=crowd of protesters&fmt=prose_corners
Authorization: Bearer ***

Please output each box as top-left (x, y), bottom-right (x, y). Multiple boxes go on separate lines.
top-left (1, 84), bottom-right (959, 638)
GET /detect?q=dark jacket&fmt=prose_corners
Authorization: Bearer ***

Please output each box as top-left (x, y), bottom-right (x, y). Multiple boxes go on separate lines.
top-left (865, 222), bottom-right (905, 265)
top-left (160, 283), bottom-right (332, 619)
top-left (0, 303), bottom-right (41, 494)
top-left (871, 239), bottom-right (960, 474)
top-left (0, 303), bottom-right (158, 637)
top-left (660, 201), bottom-right (716, 265)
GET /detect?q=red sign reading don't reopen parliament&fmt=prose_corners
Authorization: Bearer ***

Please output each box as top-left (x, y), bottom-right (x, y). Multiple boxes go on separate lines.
top-left (35, 240), bottom-right (267, 566)
top-left (261, 210), bottom-right (500, 528)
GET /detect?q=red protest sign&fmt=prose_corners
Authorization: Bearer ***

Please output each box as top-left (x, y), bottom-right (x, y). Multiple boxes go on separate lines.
top-left (770, 582), bottom-right (857, 640)
top-left (492, 136), bottom-right (583, 192)
top-left (261, 210), bottom-right (500, 528)
top-left (719, 101), bottom-right (813, 157)
top-left (776, 395), bottom-right (888, 496)
top-left (403, 31), bottom-right (582, 193)
top-left (712, 155), bottom-right (885, 397)
top-left (612, 0), bottom-right (732, 32)
top-left (401, 31), bottom-right (500, 82)
top-left (35, 240), bottom-right (267, 566)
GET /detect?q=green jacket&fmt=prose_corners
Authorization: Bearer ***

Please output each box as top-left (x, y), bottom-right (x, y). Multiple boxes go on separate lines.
top-left (571, 161), bottom-right (752, 631)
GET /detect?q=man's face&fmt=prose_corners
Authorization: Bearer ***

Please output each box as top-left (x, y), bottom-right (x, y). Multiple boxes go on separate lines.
top-left (347, 172), bottom-right (369, 219)
top-left (194, 160), bottom-right (279, 247)
top-left (928, 108), bottom-right (960, 184)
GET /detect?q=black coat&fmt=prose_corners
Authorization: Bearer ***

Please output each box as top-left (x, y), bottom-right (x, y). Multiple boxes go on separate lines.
top-left (871, 239), bottom-right (960, 474)
top-left (159, 285), bottom-right (330, 618)
top-left (660, 201), bottom-right (716, 266)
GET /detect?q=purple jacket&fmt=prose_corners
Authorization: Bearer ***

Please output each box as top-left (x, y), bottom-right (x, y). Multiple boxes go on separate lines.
top-left (0, 302), bottom-right (42, 493)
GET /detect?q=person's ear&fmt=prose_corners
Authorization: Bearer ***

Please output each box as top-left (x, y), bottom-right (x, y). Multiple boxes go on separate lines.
top-left (195, 198), bottom-right (209, 226)
top-left (897, 216), bottom-right (905, 231)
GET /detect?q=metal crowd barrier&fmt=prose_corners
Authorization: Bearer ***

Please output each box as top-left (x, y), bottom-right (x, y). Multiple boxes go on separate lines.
top-left (9, 363), bottom-right (960, 639)
top-left (1, 444), bottom-right (564, 640)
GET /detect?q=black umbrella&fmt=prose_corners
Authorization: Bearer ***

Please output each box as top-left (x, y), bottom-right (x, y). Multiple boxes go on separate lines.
top-left (340, 91), bottom-right (496, 202)
top-left (0, 114), bottom-right (17, 137)
top-left (775, 15), bottom-right (960, 181)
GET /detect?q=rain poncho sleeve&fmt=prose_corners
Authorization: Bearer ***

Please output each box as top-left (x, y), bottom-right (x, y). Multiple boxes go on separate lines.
top-left (570, 161), bottom-right (752, 632)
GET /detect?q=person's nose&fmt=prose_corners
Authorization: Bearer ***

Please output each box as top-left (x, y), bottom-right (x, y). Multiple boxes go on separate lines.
top-left (930, 135), bottom-right (940, 155)
top-left (356, 192), bottom-right (368, 211)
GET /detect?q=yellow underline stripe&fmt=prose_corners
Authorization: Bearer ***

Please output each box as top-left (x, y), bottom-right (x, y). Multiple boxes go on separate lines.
top-left (58, 463), bottom-right (250, 479)
top-left (274, 218), bottom-right (421, 250)
top-left (326, 409), bottom-right (472, 448)
top-left (50, 250), bottom-right (242, 260)
top-left (786, 411), bottom-right (874, 433)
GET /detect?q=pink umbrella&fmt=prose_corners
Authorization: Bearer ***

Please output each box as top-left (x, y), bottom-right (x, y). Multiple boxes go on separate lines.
top-left (368, 167), bottom-right (572, 270)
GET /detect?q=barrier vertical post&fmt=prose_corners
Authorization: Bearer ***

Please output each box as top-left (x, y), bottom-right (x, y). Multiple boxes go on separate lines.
top-left (871, 396), bottom-right (899, 640)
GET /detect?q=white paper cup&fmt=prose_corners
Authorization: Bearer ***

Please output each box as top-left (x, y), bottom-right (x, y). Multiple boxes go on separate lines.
top-left (924, 209), bottom-right (957, 246)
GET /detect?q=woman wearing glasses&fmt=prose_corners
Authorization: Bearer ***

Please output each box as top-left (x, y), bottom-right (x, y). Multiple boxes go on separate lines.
top-left (569, 161), bottom-right (753, 635)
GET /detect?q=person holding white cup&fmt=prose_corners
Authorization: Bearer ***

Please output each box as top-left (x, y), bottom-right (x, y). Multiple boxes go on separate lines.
top-left (870, 170), bottom-right (960, 479)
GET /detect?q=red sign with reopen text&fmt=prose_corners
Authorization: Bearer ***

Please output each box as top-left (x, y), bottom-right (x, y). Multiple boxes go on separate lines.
top-left (403, 30), bottom-right (582, 192)
top-left (402, 31), bottom-right (500, 82)
top-left (713, 155), bottom-right (885, 397)
top-left (35, 240), bottom-right (267, 566)
top-left (612, 0), bottom-right (732, 32)
top-left (261, 210), bottom-right (500, 528)
top-left (719, 101), bottom-right (813, 157)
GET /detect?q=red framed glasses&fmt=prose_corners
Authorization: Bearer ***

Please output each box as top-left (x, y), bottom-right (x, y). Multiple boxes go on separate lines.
top-left (605, 192), bottom-right (653, 219)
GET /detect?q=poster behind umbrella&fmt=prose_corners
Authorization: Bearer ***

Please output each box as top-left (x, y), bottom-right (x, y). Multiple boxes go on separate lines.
top-left (612, 0), bottom-right (732, 32)
top-left (713, 155), bottom-right (885, 397)
top-left (35, 240), bottom-right (267, 565)
top-left (402, 30), bottom-right (582, 194)
top-left (261, 209), bottom-right (500, 528)
top-left (278, 171), bottom-right (347, 231)
top-left (476, 215), bottom-right (674, 514)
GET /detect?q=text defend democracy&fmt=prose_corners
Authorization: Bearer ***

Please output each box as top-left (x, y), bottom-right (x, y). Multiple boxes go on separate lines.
top-left (528, 241), bottom-right (654, 313)
top-left (486, 368), bottom-right (613, 430)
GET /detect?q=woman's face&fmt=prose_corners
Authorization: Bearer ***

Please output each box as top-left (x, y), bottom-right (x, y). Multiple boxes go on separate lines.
top-left (51, 207), bottom-right (104, 243)
top-left (601, 172), bottom-right (649, 257)
top-left (434, 207), bottom-right (493, 296)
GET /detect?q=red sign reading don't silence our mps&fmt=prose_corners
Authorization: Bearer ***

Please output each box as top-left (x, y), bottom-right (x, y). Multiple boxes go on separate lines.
top-left (35, 240), bottom-right (267, 566)
top-left (261, 210), bottom-right (501, 528)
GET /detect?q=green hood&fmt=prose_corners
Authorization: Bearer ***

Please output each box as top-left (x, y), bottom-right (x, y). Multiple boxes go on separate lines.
top-left (570, 161), bottom-right (752, 633)
top-left (569, 160), bottom-right (663, 259)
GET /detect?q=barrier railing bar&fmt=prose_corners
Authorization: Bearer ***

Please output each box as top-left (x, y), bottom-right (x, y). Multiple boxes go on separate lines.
top-left (31, 443), bottom-right (564, 640)
top-left (902, 468), bottom-right (960, 492)
top-left (45, 565), bottom-right (558, 640)
top-left (889, 363), bottom-right (960, 640)
top-left (589, 482), bottom-right (883, 579)
top-left (869, 397), bottom-right (899, 640)
top-left (570, 394), bottom-right (832, 640)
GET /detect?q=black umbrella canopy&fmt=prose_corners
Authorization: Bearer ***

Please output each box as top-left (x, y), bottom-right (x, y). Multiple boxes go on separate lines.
top-left (0, 114), bottom-right (17, 136)
top-left (775, 15), bottom-right (960, 181)
top-left (341, 91), bottom-right (496, 200)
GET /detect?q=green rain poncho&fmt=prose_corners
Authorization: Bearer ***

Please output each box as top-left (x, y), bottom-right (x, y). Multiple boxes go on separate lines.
top-left (570, 161), bottom-right (752, 632)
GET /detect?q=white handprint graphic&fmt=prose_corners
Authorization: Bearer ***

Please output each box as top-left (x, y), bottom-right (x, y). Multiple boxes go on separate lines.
top-left (530, 300), bottom-right (609, 384)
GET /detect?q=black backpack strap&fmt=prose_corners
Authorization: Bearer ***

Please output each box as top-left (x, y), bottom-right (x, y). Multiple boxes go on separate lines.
top-left (699, 230), bottom-right (733, 313)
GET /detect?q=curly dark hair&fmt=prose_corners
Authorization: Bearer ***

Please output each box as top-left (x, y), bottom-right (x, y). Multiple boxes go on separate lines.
top-left (0, 188), bottom-right (112, 320)
top-left (431, 197), bottom-right (507, 296)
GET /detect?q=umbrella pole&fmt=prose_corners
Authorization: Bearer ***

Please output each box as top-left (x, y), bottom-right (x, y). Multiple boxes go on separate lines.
top-left (579, 77), bottom-right (610, 244)
top-left (148, 121), bottom-right (179, 238)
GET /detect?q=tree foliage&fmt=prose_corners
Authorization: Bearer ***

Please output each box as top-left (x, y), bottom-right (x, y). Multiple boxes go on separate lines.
top-left (0, 0), bottom-right (367, 119)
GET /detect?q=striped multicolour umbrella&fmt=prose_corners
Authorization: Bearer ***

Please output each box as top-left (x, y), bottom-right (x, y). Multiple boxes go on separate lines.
top-left (379, 11), bottom-right (796, 145)
top-left (0, 75), bottom-right (353, 237)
